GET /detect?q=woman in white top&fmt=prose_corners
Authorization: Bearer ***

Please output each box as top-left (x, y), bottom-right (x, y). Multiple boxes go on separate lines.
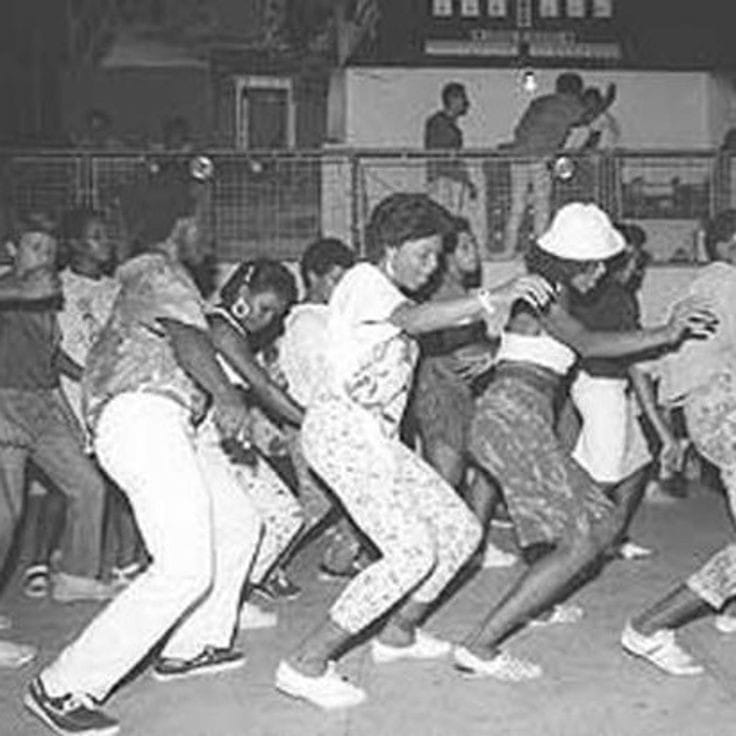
top-left (275, 193), bottom-right (553, 709)
top-left (454, 203), bottom-right (715, 680)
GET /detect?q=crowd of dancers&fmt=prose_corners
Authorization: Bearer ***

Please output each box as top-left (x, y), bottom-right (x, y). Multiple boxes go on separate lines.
top-left (2, 160), bottom-right (736, 736)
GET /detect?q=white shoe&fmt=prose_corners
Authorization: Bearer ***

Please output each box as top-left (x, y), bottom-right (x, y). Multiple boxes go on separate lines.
top-left (52, 573), bottom-right (116, 603)
top-left (453, 646), bottom-right (542, 681)
top-left (372, 630), bottom-right (451, 664)
top-left (0, 614), bottom-right (11, 631)
top-left (714, 614), bottom-right (736, 634)
top-left (618, 541), bottom-right (654, 561)
top-left (0, 640), bottom-right (36, 669)
top-left (529, 603), bottom-right (584, 628)
top-left (275, 660), bottom-right (366, 709)
top-left (481, 543), bottom-right (518, 569)
top-left (620, 622), bottom-right (704, 676)
top-left (238, 601), bottom-right (278, 630)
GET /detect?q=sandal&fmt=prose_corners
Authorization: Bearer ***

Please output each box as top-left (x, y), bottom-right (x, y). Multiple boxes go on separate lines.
top-left (23, 565), bottom-right (50, 599)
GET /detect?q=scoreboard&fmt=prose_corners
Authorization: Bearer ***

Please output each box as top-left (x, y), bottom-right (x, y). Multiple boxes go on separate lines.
top-left (424, 0), bottom-right (621, 61)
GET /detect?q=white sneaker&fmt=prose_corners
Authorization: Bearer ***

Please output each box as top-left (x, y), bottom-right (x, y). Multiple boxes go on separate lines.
top-left (714, 614), bottom-right (736, 634)
top-left (275, 660), bottom-right (366, 709)
top-left (0, 640), bottom-right (36, 669)
top-left (52, 573), bottom-right (116, 603)
top-left (372, 630), bottom-right (451, 664)
top-left (481, 543), bottom-right (518, 569)
top-left (618, 541), bottom-right (654, 561)
top-left (238, 601), bottom-right (278, 630)
top-left (620, 622), bottom-right (704, 676)
top-left (453, 646), bottom-right (542, 681)
top-left (0, 614), bottom-right (11, 631)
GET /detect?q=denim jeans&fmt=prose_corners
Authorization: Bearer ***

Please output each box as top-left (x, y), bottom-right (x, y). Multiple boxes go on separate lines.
top-left (0, 388), bottom-right (106, 580)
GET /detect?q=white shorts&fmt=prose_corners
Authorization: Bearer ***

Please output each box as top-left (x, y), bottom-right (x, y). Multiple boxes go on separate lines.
top-left (571, 371), bottom-right (652, 484)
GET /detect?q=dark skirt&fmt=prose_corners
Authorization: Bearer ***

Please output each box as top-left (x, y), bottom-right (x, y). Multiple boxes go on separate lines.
top-left (469, 364), bottom-right (614, 548)
top-left (412, 355), bottom-right (475, 454)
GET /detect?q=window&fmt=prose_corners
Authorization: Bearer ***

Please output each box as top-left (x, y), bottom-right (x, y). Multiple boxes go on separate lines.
top-left (592, 0), bottom-right (613, 18)
top-left (539, 0), bottom-right (559, 17)
top-left (461, 0), bottom-right (480, 16)
top-left (566, 0), bottom-right (586, 17)
top-left (432, 0), bottom-right (454, 16)
top-left (487, 0), bottom-right (508, 17)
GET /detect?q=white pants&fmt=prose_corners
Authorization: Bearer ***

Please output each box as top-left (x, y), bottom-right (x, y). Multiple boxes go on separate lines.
top-left (41, 392), bottom-right (263, 701)
top-left (571, 371), bottom-right (651, 484)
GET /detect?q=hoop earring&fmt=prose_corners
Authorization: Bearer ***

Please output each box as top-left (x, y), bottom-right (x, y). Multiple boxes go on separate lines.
top-left (232, 296), bottom-right (251, 320)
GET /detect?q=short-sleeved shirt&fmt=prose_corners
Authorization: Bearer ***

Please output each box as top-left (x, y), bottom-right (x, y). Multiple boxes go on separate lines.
top-left (58, 268), bottom-right (120, 420)
top-left (322, 263), bottom-right (418, 437)
top-left (278, 303), bottom-right (329, 408)
top-left (569, 279), bottom-right (640, 379)
top-left (0, 302), bottom-right (61, 390)
top-left (82, 252), bottom-right (209, 430)
top-left (510, 93), bottom-right (586, 155)
top-left (424, 110), bottom-right (466, 183)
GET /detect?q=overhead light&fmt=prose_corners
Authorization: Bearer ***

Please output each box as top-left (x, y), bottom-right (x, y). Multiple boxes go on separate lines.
top-left (521, 68), bottom-right (538, 93)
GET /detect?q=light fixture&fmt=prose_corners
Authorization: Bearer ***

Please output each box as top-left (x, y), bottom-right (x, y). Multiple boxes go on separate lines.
top-left (521, 68), bottom-right (538, 93)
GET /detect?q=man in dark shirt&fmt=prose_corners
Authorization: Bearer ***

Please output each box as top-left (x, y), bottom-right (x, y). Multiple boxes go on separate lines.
top-left (424, 82), bottom-right (477, 211)
top-left (0, 216), bottom-right (113, 669)
top-left (502, 73), bottom-right (616, 256)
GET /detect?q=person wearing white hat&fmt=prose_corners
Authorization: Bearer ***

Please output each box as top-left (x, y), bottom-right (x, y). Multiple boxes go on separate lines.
top-left (452, 202), bottom-right (716, 681)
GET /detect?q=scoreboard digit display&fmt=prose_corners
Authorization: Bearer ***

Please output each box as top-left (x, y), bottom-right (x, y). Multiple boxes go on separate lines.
top-left (424, 0), bottom-right (621, 61)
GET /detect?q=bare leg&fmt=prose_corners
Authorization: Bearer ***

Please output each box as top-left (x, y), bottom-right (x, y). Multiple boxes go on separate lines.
top-left (631, 584), bottom-right (711, 636)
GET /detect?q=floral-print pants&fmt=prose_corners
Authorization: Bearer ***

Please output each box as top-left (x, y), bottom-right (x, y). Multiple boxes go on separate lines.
top-left (302, 396), bottom-right (482, 634)
top-left (683, 371), bottom-right (736, 607)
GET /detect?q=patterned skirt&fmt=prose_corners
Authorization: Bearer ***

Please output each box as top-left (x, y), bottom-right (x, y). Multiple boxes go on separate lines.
top-left (412, 356), bottom-right (475, 454)
top-left (469, 366), bottom-right (614, 549)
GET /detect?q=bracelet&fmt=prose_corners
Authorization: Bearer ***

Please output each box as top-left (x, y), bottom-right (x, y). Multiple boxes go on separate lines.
top-left (476, 288), bottom-right (497, 316)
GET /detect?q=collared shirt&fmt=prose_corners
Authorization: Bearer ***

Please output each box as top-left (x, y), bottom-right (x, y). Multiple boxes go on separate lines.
top-left (58, 269), bottom-right (121, 423)
top-left (82, 252), bottom-right (209, 431)
top-left (511, 93), bottom-right (586, 155)
top-left (424, 110), bottom-right (467, 184)
top-left (0, 302), bottom-right (61, 390)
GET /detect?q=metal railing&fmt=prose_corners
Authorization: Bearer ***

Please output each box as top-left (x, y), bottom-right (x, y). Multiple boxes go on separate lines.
top-left (1, 148), bottom-right (733, 263)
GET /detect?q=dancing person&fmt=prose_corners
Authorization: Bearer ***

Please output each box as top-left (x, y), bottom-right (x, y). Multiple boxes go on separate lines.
top-left (277, 238), bottom-right (366, 580)
top-left (453, 203), bottom-right (715, 681)
top-left (25, 166), bottom-right (263, 736)
top-left (621, 209), bottom-right (736, 676)
top-left (208, 258), bottom-right (307, 614)
top-left (563, 223), bottom-right (674, 561)
top-left (0, 212), bottom-right (113, 610)
top-left (411, 216), bottom-right (516, 568)
top-left (275, 193), bottom-right (553, 709)
top-left (0, 222), bottom-right (66, 669)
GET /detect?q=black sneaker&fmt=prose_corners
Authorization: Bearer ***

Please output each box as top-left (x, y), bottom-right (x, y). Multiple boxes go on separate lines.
top-left (152, 646), bottom-right (245, 682)
top-left (253, 569), bottom-right (301, 601)
top-left (24, 677), bottom-right (119, 736)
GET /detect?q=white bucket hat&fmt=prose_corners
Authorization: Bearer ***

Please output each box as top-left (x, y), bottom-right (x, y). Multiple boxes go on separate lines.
top-left (537, 203), bottom-right (626, 261)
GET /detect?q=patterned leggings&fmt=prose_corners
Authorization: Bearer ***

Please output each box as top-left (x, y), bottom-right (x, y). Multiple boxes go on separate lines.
top-left (229, 450), bottom-right (304, 585)
top-left (683, 372), bottom-right (736, 608)
top-left (302, 397), bottom-right (482, 635)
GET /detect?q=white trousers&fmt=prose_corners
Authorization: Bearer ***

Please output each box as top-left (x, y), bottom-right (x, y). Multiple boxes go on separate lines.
top-left (571, 371), bottom-right (651, 484)
top-left (41, 392), bottom-right (263, 701)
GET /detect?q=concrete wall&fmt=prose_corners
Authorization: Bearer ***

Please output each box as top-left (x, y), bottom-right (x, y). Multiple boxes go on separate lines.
top-left (341, 67), bottom-right (715, 149)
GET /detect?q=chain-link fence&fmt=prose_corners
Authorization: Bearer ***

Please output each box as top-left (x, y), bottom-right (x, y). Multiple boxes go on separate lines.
top-left (1, 148), bottom-right (733, 264)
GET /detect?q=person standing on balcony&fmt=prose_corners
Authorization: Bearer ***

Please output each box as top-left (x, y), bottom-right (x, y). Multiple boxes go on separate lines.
top-left (424, 83), bottom-right (478, 216)
top-left (501, 74), bottom-right (616, 258)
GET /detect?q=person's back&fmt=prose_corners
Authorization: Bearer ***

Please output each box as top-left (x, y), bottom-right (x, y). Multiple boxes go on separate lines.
top-left (512, 92), bottom-right (586, 155)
